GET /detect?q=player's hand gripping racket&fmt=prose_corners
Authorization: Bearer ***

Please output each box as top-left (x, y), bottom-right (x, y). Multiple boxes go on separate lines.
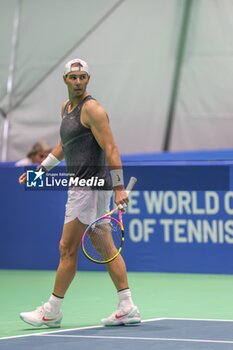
top-left (81, 176), bottom-right (137, 264)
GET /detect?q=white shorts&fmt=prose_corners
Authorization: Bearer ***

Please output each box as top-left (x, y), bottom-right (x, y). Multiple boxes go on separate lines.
top-left (64, 188), bottom-right (112, 225)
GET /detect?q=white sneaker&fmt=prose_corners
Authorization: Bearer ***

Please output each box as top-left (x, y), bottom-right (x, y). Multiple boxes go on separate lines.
top-left (101, 305), bottom-right (141, 326)
top-left (20, 304), bottom-right (62, 328)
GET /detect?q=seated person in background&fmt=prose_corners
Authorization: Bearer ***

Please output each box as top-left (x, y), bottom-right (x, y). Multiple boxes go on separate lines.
top-left (15, 140), bottom-right (52, 166)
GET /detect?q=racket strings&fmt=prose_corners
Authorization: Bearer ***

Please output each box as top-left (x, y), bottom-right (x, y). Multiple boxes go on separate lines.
top-left (83, 217), bottom-right (123, 262)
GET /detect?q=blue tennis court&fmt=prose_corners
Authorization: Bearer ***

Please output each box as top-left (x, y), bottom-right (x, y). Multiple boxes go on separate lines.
top-left (1, 318), bottom-right (233, 350)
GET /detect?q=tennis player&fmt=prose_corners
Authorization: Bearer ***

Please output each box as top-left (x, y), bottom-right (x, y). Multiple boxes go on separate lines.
top-left (18, 58), bottom-right (141, 327)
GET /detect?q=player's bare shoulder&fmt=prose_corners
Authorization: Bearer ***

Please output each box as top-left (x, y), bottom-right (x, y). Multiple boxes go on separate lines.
top-left (82, 99), bottom-right (108, 127)
top-left (84, 99), bottom-right (105, 116)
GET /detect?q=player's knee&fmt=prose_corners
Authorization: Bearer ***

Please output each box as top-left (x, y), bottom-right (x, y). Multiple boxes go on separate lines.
top-left (59, 239), bottom-right (77, 260)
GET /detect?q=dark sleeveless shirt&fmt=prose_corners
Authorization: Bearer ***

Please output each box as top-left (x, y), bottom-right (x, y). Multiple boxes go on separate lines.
top-left (60, 95), bottom-right (110, 186)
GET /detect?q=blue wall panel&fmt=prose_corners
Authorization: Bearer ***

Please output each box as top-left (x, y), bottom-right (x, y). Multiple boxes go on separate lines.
top-left (1, 153), bottom-right (233, 273)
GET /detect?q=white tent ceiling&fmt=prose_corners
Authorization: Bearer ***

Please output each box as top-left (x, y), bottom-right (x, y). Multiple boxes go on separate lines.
top-left (1, 0), bottom-right (233, 161)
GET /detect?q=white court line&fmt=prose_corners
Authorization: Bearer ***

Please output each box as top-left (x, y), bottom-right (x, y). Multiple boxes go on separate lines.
top-left (164, 317), bottom-right (233, 323)
top-left (0, 318), bottom-right (165, 341)
top-left (0, 324), bottom-right (103, 341)
top-left (38, 334), bottom-right (233, 345)
top-left (1, 317), bottom-right (233, 341)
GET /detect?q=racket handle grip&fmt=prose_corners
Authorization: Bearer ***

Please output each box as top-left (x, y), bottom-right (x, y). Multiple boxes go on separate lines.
top-left (126, 176), bottom-right (137, 193)
top-left (118, 177), bottom-right (137, 210)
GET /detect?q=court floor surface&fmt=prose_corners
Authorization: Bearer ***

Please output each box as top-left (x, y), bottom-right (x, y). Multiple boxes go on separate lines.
top-left (1, 270), bottom-right (233, 349)
top-left (1, 318), bottom-right (233, 350)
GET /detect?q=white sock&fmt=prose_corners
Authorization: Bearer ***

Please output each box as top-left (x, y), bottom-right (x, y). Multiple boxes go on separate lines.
top-left (45, 294), bottom-right (63, 313)
top-left (118, 288), bottom-right (134, 310)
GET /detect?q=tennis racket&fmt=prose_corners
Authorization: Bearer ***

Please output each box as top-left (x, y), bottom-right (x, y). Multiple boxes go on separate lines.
top-left (81, 176), bottom-right (137, 264)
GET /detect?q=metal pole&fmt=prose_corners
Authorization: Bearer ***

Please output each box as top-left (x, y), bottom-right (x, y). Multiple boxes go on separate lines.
top-left (1, 0), bottom-right (22, 161)
top-left (162, 0), bottom-right (193, 151)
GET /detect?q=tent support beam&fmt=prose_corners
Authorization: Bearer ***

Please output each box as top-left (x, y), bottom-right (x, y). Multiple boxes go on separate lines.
top-left (3, 0), bottom-right (125, 115)
top-left (162, 0), bottom-right (193, 151)
top-left (1, 0), bottom-right (22, 161)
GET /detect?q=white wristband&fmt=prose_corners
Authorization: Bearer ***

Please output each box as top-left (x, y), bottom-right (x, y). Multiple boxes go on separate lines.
top-left (41, 153), bottom-right (60, 171)
top-left (110, 169), bottom-right (124, 187)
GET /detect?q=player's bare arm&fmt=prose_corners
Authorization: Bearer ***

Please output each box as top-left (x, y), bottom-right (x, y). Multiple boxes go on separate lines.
top-left (49, 142), bottom-right (64, 161)
top-left (82, 100), bottom-right (128, 207)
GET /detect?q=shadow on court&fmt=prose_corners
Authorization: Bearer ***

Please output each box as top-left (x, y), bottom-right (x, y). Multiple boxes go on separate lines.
top-left (1, 319), bottom-right (233, 350)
